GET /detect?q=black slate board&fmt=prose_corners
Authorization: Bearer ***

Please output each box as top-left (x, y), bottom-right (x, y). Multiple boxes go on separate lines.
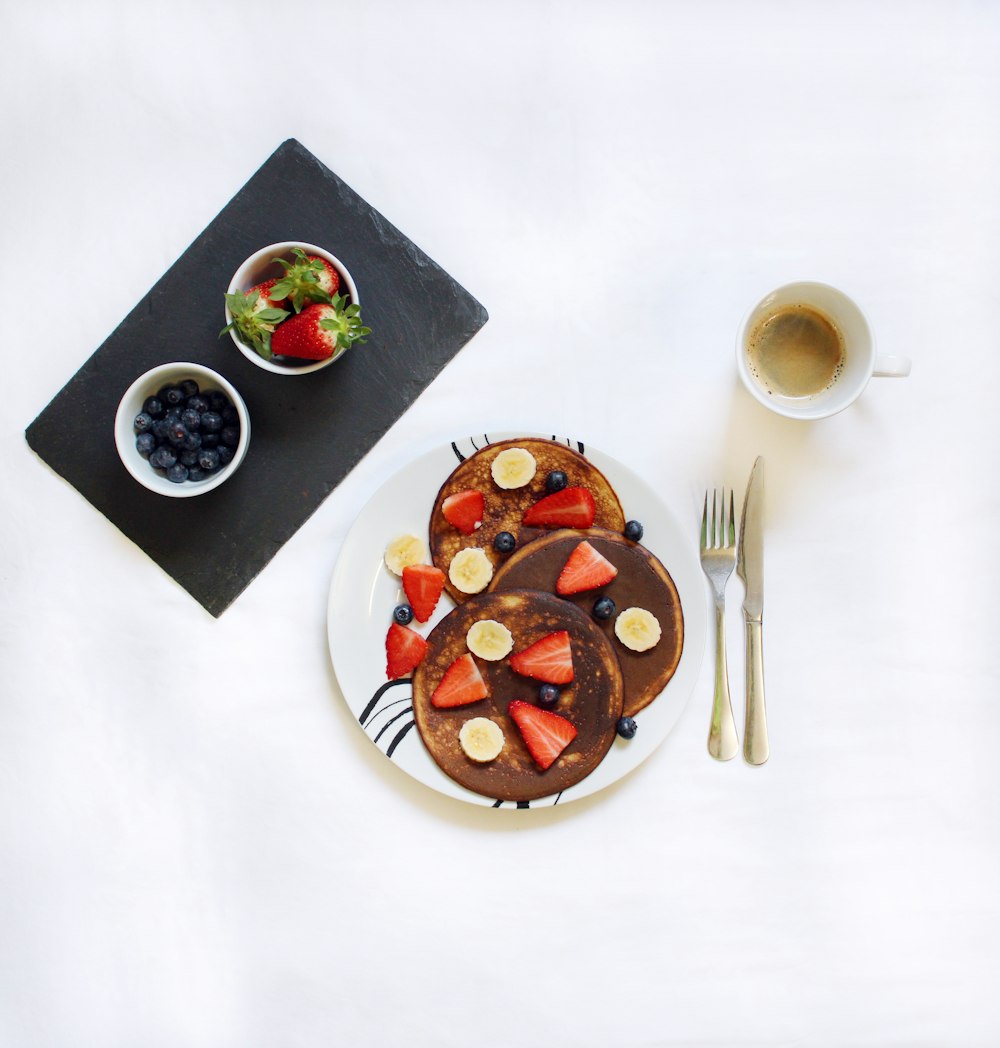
top-left (25, 139), bottom-right (488, 616)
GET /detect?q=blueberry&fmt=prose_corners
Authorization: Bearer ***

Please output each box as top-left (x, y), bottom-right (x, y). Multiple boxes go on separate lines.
top-left (187, 394), bottom-right (209, 414)
top-left (181, 431), bottom-right (202, 452)
top-left (221, 405), bottom-right (239, 425)
top-left (179, 379), bottom-right (199, 398)
top-left (493, 531), bottom-right (516, 554)
top-left (624, 520), bottom-right (644, 542)
top-left (187, 467), bottom-right (206, 482)
top-left (616, 716), bottom-right (638, 739)
top-left (162, 385), bottom-right (185, 407)
top-left (181, 408), bottom-right (201, 431)
top-left (201, 411), bottom-right (223, 433)
top-left (198, 447), bottom-right (220, 472)
top-left (135, 432), bottom-right (156, 458)
top-left (149, 445), bottom-right (177, 470)
top-left (179, 448), bottom-right (200, 467)
top-left (142, 396), bottom-right (164, 418)
top-left (134, 411), bottom-right (153, 433)
top-left (538, 683), bottom-right (560, 708)
top-left (167, 421), bottom-right (189, 446)
top-left (217, 445), bottom-right (235, 466)
top-left (152, 418), bottom-right (171, 440)
top-left (220, 425), bottom-right (240, 447)
top-left (201, 432), bottom-right (220, 448)
top-left (593, 596), bottom-right (616, 620)
top-left (164, 406), bottom-right (182, 422)
top-left (393, 604), bottom-right (414, 625)
top-left (546, 470), bottom-right (568, 493)
top-left (166, 462), bottom-right (189, 484)
top-left (208, 392), bottom-right (227, 413)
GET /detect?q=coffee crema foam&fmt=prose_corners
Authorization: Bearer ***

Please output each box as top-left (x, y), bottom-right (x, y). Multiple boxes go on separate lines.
top-left (746, 303), bottom-right (845, 400)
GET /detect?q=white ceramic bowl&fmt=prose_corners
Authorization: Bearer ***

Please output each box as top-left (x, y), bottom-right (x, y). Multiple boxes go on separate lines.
top-left (224, 241), bottom-right (360, 376)
top-left (114, 362), bottom-right (250, 497)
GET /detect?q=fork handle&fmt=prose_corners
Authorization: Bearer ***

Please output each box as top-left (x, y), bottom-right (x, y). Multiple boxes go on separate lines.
top-left (743, 618), bottom-right (769, 766)
top-left (708, 602), bottom-right (739, 761)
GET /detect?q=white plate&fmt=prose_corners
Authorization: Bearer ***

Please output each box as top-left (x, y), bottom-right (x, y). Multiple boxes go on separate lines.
top-left (327, 434), bottom-right (707, 808)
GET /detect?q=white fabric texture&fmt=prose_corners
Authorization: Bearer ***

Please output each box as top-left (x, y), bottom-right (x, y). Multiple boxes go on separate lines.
top-left (2, 2), bottom-right (998, 1046)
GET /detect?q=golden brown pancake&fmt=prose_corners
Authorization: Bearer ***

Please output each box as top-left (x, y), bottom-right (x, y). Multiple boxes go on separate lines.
top-left (411, 590), bottom-right (624, 802)
top-left (489, 528), bottom-right (683, 717)
top-left (429, 438), bottom-right (625, 603)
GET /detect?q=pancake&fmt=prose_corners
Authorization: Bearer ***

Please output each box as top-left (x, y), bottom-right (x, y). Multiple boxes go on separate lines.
top-left (411, 590), bottom-right (624, 802)
top-left (429, 438), bottom-right (625, 603)
top-left (489, 528), bottom-right (683, 717)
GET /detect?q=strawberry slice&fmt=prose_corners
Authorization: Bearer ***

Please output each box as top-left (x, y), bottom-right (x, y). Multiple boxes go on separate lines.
top-left (441, 489), bottom-right (485, 535)
top-left (385, 623), bottom-right (427, 680)
top-left (402, 564), bottom-right (446, 623)
top-left (556, 540), bottom-right (619, 595)
top-left (431, 653), bottom-right (489, 708)
top-left (508, 700), bottom-right (578, 770)
top-left (509, 630), bottom-right (574, 684)
top-left (522, 486), bottom-right (596, 529)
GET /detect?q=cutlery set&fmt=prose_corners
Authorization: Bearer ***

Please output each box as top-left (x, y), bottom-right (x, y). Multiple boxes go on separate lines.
top-left (700, 456), bottom-right (769, 765)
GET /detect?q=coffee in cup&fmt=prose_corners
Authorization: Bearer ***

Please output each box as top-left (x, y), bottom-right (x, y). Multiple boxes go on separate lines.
top-left (737, 282), bottom-right (910, 420)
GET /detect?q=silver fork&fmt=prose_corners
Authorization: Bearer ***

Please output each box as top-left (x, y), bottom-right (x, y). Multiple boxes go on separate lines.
top-left (700, 490), bottom-right (739, 761)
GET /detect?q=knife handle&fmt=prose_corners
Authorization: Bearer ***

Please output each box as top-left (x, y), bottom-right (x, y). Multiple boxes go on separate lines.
top-left (743, 618), bottom-right (769, 765)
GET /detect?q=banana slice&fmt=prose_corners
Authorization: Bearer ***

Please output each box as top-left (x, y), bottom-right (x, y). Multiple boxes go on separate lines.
top-left (466, 619), bottom-right (514, 661)
top-left (614, 607), bottom-right (662, 652)
top-left (459, 717), bottom-right (505, 762)
top-left (384, 533), bottom-right (426, 576)
top-left (448, 547), bottom-right (494, 594)
top-left (490, 447), bottom-right (537, 489)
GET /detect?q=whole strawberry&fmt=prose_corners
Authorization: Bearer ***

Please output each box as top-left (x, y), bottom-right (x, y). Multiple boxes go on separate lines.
top-left (270, 248), bottom-right (341, 312)
top-left (220, 283), bottom-right (290, 359)
top-left (270, 296), bottom-right (371, 361)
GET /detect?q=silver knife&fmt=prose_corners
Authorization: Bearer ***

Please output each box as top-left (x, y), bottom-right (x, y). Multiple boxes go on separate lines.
top-left (736, 456), bottom-right (769, 765)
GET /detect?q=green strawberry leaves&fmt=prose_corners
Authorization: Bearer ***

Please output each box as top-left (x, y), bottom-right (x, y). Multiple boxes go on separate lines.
top-left (220, 289), bottom-right (290, 360)
top-left (271, 248), bottom-right (333, 313)
top-left (318, 294), bottom-right (372, 350)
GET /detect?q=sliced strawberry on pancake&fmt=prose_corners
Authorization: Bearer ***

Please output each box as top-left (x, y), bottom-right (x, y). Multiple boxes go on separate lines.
top-left (431, 653), bottom-right (489, 708)
top-left (441, 489), bottom-right (485, 535)
top-left (522, 486), bottom-right (596, 529)
top-left (555, 540), bottom-right (619, 595)
top-left (508, 700), bottom-right (578, 770)
top-left (509, 630), bottom-right (574, 684)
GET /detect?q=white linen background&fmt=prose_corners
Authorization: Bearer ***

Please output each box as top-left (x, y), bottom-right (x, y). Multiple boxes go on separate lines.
top-left (2, 2), bottom-right (998, 1046)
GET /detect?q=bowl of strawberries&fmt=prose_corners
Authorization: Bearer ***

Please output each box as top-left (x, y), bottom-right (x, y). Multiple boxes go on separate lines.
top-left (222, 241), bottom-right (370, 375)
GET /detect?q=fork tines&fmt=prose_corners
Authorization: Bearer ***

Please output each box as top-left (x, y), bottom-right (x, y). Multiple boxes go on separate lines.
top-left (701, 489), bottom-right (736, 550)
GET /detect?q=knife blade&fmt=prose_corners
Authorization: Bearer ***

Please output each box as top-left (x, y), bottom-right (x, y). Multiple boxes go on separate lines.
top-left (736, 456), bottom-right (769, 765)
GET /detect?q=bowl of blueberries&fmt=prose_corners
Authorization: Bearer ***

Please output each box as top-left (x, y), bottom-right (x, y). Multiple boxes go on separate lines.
top-left (114, 362), bottom-right (250, 497)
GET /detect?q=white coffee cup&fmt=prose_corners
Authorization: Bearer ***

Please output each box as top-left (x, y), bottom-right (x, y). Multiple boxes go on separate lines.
top-left (736, 281), bottom-right (910, 421)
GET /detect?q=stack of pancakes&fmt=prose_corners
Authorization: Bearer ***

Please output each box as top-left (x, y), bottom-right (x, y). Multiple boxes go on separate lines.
top-left (412, 438), bottom-right (684, 803)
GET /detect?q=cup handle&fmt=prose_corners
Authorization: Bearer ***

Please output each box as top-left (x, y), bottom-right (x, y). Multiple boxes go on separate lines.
top-left (873, 353), bottom-right (911, 378)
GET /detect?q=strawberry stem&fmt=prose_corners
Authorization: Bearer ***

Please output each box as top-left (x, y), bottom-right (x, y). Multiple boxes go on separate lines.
top-left (318, 294), bottom-right (371, 350)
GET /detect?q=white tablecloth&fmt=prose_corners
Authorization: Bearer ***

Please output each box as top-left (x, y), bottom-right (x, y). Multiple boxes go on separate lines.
top-left (3, 3), bottom-right (999, 1045)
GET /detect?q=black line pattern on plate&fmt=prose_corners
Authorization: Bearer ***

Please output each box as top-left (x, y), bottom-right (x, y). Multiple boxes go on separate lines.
top-left (373, 705), bottom-right (413, 744)
top-left (548, 435), bottom-right (585, 455)
top-left (489, 791), bottom-right (564, 809)
top-left (360, 678), bottom-right (410, 726)
top-left (453, 435), bottom-right (587, 463)
top-left (362, 679), bottom-right (416, 759)
top-left (364, 695), bottom-right (412, 729)
top-left (386, 720), bottom-right (415, 757)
